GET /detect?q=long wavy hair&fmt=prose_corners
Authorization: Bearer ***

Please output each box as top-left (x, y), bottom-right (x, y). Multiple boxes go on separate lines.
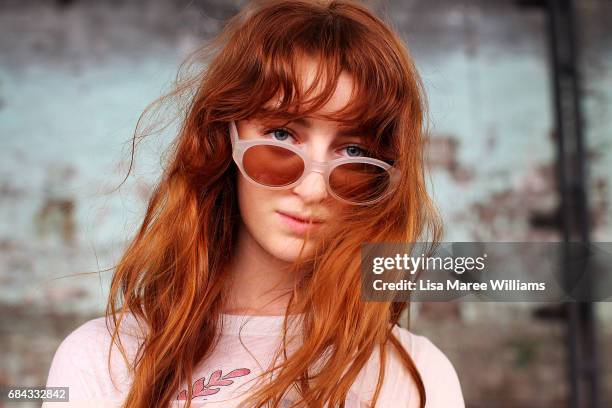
top-left (104, 0), bottom-right (443, 407)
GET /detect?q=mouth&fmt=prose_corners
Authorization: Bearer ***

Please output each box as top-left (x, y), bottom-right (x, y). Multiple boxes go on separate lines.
top-left (276, 211), bottom-right (325, 235)
top-left (277, 211), bottom-right (325, 224)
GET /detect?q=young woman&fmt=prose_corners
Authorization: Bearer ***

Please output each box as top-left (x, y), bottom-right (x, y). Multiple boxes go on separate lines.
top-left (44, 0), bottom-right (464, 407)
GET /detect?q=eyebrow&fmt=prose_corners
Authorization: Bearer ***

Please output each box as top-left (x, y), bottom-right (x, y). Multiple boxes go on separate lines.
top-left (291, 117), bottom-right (363, 137)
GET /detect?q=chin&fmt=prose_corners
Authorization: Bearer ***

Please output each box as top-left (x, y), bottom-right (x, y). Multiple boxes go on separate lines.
top-left (267, 236), bottom-right (316, 262)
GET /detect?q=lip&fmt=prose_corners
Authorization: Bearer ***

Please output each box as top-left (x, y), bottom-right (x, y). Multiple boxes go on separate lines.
top-left (277, 211), bottom-right (325, 235)
top-left (278, 211), bottom-right (325, 223)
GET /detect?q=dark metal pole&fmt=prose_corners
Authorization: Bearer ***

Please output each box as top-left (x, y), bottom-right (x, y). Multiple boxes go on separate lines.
top-left (545, 0), bottom-right (599, 407)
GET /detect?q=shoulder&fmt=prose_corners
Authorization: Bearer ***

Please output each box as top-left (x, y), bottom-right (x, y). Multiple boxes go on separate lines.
top-left (49, 314), bottom-right (144, 370)
top-left (47, 317), bottom-right (111, 375)
top-left (43, 314), bottom-right (144, 406)
top-left (391, 325), bottom-right (465, 407)
top-left (350, 325), bottom-right (464, 407)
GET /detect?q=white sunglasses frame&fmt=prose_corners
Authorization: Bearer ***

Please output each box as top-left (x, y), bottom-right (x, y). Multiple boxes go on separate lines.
top-left (228, 120), bottom-right (400, 205)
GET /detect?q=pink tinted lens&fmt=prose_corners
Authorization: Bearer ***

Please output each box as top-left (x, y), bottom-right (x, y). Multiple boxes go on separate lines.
top-left (243, 144), bottom-right (305, 186)
top-left (329, 162), bottom-right (391, 204)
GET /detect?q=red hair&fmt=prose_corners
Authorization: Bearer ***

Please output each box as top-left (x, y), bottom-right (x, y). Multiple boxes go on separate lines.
top-left (105, 0), bottom-right (443, 407)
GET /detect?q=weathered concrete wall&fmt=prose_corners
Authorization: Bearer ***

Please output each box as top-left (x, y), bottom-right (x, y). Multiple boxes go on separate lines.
top-left (1, 0), bottom-right (611, 406)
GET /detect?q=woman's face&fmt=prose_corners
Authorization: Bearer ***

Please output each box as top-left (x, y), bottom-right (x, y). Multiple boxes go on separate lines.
top-left (235, 65), bottom-right (367, 262)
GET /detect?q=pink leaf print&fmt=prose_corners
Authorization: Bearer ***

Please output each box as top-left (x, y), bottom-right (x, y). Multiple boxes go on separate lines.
top-left (176, 367), bottom-right (252, 400)
top-left (206, 370), bottom-right (232, 386)
top-left (223, 368), bottom-right (251, 379)
top-left (197, 388), bottom-right (220, 397)
top-left (193, 378), bottom-right (206, 395)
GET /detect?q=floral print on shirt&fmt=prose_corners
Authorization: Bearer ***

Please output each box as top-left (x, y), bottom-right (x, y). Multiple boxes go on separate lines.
top-left (176, 367), bottom-right (252, 400)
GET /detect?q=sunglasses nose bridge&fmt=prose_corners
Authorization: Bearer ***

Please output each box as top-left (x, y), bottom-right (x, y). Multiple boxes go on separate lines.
top-left (308, 161), bottom-right (329, 175)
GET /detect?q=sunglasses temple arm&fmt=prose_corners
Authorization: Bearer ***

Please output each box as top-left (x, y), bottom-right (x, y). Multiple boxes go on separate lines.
top-left (228, 121), bottom-right (239, 147)
top-left (390, 168), bottom-right (401, 188)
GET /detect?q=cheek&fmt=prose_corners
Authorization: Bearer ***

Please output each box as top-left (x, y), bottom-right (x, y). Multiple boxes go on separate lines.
top-left (236, 175), bottom-right (313, 260)
top-left (237, 174), bottom-right (291, 247)
top-left (237, 174), bottom-right (272, 226)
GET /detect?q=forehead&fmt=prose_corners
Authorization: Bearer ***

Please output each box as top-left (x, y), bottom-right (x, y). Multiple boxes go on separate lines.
top-left (262, 56), bottom-right (356, 118)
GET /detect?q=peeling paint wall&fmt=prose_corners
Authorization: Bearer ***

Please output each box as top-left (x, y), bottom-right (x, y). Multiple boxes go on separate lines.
top-left (1, 0), bottom-right (611, 406)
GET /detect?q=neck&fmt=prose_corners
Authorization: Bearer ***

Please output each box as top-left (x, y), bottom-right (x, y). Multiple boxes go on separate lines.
top-left (223, 223), bottom-right (298, 316)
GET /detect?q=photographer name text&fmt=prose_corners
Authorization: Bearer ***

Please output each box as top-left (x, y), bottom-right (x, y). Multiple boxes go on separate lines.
top-left (372, 279), bottom-right (546, 291)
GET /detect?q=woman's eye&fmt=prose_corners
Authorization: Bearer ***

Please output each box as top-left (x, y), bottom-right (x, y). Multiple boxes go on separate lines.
top-left (342, 145), bottom-right (368, 157)
top-left (265, 128), bottom-right (296, 142)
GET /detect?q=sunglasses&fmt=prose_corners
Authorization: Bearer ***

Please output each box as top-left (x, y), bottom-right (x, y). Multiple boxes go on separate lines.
top-left (229, 121), bottom-right (400, 205)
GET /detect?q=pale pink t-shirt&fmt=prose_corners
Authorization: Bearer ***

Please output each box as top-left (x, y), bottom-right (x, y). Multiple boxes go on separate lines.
top-left (42, 313), bottom-right (464, 407)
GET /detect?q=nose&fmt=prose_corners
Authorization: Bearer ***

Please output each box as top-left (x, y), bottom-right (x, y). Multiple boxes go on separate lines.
top-left (292, 141), bottom-right (331, 203)
top-left (292, 169), bottom-right (328, 203)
